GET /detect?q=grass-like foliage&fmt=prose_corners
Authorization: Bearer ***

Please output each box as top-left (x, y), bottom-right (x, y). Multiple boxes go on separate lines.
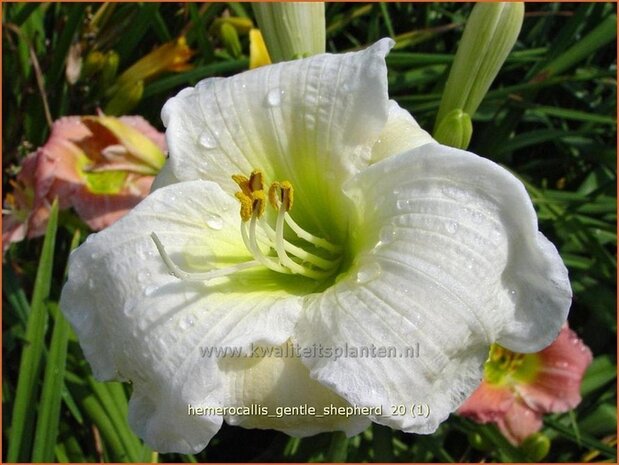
top-left (3, 3), bottom-right (616, 462)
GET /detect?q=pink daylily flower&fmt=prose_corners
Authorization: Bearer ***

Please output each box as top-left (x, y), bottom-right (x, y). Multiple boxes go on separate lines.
top-left (35, 115), bottom-right (167, 231)
top-left (2, 152), bottom-right (51, 253)
top-left (458, 325), bottom-right (592, 444)
top-left (2, 115), bottom-right (166, 253)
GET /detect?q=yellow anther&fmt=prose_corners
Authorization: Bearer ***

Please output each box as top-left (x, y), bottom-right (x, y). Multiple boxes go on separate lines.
top-left (235, 191), bottom-right (253, 222)
top-left (280, 181), bottom-right (294, 211)
top-left (268, 181), bottom-right (281, 209)
top-left (232, 174), bottom-right (251, 197)
top-left (234, 169), bottom-right (268, 221)
top-left (268, 180), bottom-right (294, 211)
top-left (249, 169), bottom-right (264, 192)
top-left (252, 190), bottom-right (266, 219)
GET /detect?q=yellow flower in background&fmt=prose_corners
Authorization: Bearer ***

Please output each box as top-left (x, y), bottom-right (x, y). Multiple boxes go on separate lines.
top-left (105, 37), bottom-right (194, 114)
top-left (249, 29), bottom-right (272, 69)
top-left (115, 37), bottom-right (194, 90)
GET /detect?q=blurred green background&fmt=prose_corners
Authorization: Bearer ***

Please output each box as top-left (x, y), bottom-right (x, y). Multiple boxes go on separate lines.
top-left (3, 2), bottom-right (616, 462)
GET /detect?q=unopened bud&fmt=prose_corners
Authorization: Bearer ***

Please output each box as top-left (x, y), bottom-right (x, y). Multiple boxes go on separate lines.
top-left (434, 109), bottom-right (473, 150)
top-left (252, 3), bottom-right (325, 62)
top-left (104, 80), bottom-right (143, 116)
top-left (211, 17), bottom-right (254, 36)
top-left (435, 3), bottom-right (524, 131)
top-left (520, 432), bottom-right (551, 461)
top-left (101, 51), bottom-right (120, 90)
top-left (81, 50), bottom-right (105, 79)
top-left (220, 22), bottom-right (242, 59)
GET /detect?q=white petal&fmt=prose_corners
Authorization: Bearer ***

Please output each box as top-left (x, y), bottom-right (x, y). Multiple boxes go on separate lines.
top-left (221, 341), bottom-right (370, 437)
top-left (150, 160), bottom-right (179, 191)
top-left (60, 180), bottom-right (314, 452)
top-left (371, 100), bottom-right (435, 163)
top-left (295, 143), bottom-right (570, 432)
top-left (161, 39), bottom-right (394, 238)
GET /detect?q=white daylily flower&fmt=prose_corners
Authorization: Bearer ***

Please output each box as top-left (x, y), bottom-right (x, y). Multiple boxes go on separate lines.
top-left (60, 39), bottom-right (571, 454)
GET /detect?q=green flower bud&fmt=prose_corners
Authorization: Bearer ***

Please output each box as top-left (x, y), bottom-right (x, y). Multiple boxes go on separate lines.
top-left (101, 50), bottom-right (120, 90)
top-left (104, 80), bottom-right (143, 116)
top-left (220, 22), bottom-right (243, 59)
top-left (252, 2), bottom-right (325, 62)
top-left (210, 17), bottom-right (254, 36)
top-left (467, 431), bottom-right (493, 452)
top-left (435, 3), bottom-right (524, 131)
top-left (81, 50), bottom-right (105, 80)
top-left (434, 109), bottom-right (473, 150)
top-left (520, 432), bottom-right (551, 462)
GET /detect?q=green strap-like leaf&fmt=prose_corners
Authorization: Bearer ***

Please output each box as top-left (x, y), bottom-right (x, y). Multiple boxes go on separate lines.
top-left (7, 199), bottom-right (59, 462)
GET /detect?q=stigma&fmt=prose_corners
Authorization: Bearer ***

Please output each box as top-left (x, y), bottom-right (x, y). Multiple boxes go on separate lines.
top-left (151, 169), bottom-right (341, 282)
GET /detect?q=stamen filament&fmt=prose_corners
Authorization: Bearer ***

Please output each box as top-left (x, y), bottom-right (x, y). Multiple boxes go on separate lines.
top-left (242, 214), bottom-right (291, 274)
top-left (150, 232), bottom-right (260, 281)
top-left (284, 213), bottom-right (342, 253)
top-left (259, 214), bottom-right (338, 270)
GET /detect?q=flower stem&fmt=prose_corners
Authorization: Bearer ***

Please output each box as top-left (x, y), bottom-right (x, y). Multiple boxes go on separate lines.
top-left (372, 423), bottom-right (394, 461)
top-left (326, 431), bottom-right (348, 462)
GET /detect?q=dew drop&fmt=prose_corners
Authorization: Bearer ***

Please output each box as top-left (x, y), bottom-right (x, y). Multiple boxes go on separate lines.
top-left (356, 262), bottom-right (382, 284)
top-left (379, 225), bottom-right (397, 245)
top-left (90, 252), bottom-right (99, 260)
top-left (509, 289), bottom-right (517, 296)
top-left (442, 185), bottom-right (469, 201)
top-left (206, 214), bottom-right (223, 230)
top-left (396, 199), bottom-right (410, 210)
top-left (470, 210), bottom-right (484, 224)
top-left (445, 221), bottom-right (458, 234)
top-left (198, 129), bottom-right (217, 149)
top-left (122, 301), bottom-right (134, 315)
top-left (144, 285), bottom-right (157, 297)
top-left (266, 88), bottom-right (284, 107)
top-left (87, 278), bottom-right (95, 289)
top-left (178, 315), bottom-right (195, 330)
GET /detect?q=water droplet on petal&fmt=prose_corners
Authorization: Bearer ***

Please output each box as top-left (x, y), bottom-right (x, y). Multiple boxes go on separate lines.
top-left (205, 213), bottom-right (223, 230)
top-left (144, 285), bottom-right (157, 297)
top-left (445, 221), bottom-right (458, 234)
top-left (90, 252), bottom-right (99, 260)
top-left (356, 262), bottom-right (382, 284)
top-left (442, 185), bottom-right (469, 201)
top-left (266, 88), bottom-right (284, 107)
top-left (509, 289), bottom-right (517, 295)
top-left (379, 225), bottom-right (397, 245)
top-left (470, 210), bottom-right (484, 224)
top-left (137, 271), bottom-right (151, 283)
top-left (396, 199), bottom-right (410, 210)
top-left (178, 315), bottom-right (195, 330)
top-left (198, 130), bottom-right (217, 149)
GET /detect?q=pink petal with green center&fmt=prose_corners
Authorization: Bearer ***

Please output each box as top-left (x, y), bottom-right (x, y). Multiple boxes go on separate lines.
top-left (457, 381), bottom-right (514, 423)
top-left (514, 325), bottom-right (593, 413)
top-left (72, 175), bottom-right (154, 231)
